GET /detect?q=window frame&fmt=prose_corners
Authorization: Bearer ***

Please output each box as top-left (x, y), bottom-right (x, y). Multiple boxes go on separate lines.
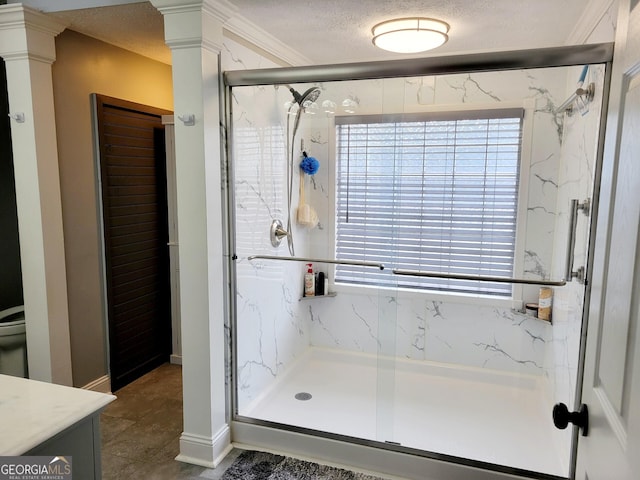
top-left (328, 100), bottom-right (535, 307)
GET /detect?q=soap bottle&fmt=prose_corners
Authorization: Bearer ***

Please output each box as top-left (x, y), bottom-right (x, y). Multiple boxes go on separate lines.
top-left (304, 264), bottom-right (315, 297)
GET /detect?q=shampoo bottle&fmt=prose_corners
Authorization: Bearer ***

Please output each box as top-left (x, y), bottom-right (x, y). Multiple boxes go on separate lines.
top-left (538, 287), bottom-right (552, 321)
top-left (316, 271), bottom-right (325, 296)
top-left (304, 264), bottom-right (315, 297)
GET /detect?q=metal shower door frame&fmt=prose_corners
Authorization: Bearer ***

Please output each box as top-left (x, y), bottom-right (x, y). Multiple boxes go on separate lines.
top-left (222, 43), bottom-right (614, 480)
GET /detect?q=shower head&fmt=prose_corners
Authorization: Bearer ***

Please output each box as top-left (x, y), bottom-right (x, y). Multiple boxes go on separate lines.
top-left (287, 85), bottom-right (321, 106)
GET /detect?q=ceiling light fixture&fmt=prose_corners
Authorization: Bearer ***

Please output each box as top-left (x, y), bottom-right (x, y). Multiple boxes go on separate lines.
top-left (372, 17), bottom-right (449, 54)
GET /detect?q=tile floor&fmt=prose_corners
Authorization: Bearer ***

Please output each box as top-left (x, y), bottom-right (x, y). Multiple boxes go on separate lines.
top-left (100, 363), bottom-right (242, 480)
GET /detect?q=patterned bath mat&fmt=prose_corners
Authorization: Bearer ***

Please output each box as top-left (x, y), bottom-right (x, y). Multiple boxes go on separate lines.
top-left (220, 450), bottom-right (386, 480)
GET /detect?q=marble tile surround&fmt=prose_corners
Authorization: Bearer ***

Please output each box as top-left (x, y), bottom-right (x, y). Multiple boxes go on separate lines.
top-left (226, 34), bottom-right (603, 449)
top-left (307, 291), bottom-right (550, 375)
top-left (544, 63), bottom-right (607, 463)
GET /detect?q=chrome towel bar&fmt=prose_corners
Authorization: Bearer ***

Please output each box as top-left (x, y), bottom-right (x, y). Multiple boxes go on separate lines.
top-left (247, 255), bottom-right (385, 270)
top-left (247, 258), bottom-right (568, 286)
top-left (392, 269), bottom-right (566, 286)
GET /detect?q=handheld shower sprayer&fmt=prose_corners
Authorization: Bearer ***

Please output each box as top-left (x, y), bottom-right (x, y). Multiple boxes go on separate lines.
top-left (286, 84), bottom-right (322, 107)
top-left (288, 85), bottom-right (321, 145)
top-left (279, 84), bottom-right (323, 255)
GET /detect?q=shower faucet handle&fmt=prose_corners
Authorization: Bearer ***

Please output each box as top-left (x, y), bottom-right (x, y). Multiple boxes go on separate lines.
top-left (270, 219), bottom-right (290, 247)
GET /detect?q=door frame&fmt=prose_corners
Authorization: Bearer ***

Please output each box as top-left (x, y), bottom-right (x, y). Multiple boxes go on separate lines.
top-left (575, 1), bottom-right (640, 478)
top-left (568, 49), bottom-right (615, 480)
top-left (162, 115), bottom-right (182, 365)
top-left (91, 93), bottom-right (175, 391)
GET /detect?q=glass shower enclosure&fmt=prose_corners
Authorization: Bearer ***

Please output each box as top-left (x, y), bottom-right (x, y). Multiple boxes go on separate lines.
top-left (224, 44), bottom-right (612, 479)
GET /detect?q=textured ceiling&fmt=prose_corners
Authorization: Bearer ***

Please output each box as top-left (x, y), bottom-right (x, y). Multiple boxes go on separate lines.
top-left (53, 2), bottom-right (171, 64)
top-left (228, 0), bottom-right (590, 64)
top-left (46, 0), bottom-right (602, 66)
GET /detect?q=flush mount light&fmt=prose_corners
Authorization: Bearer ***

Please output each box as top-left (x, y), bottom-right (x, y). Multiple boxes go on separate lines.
top-left (372, 17), bottom-right (449, 54)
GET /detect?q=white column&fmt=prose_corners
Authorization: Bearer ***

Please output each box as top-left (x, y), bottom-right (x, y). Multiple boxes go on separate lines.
top-left (0, 5), bottom-right (72, 385)
top-left (150, 0), bottom-right (234, 468)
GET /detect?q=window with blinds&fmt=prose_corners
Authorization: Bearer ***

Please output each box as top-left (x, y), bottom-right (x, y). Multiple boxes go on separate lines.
top-left (335, 109), bottom-right (524, 297)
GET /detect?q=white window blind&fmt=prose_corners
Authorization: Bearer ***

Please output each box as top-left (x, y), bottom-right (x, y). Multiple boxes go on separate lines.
top-left (335, 109), bottom-right (524, 296)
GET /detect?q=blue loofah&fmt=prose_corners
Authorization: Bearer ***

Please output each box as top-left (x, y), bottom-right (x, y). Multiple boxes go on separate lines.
top-left (300, 152), bottom-right (320, 175)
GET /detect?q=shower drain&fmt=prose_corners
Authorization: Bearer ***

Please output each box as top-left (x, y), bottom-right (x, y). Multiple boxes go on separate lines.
top-left (294, 392), bottom-right (312, 401)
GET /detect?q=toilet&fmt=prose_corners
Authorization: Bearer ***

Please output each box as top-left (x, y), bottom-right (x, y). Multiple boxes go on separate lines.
top-left (0, 305), bottom-right (28, 378)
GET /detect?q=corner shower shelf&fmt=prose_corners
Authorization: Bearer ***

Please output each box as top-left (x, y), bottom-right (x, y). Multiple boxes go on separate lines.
top-left (299, 292), bottom-right (337, 301)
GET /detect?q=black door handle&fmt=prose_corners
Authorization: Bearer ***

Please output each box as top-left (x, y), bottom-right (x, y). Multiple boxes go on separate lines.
top-left (553, 403), bottom-right (589, 436)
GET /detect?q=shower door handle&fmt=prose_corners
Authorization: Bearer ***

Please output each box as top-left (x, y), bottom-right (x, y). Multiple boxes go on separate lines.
top-left (553, 403), bottom-right (589, 436)
top-left (565, 198), bottom-right (590, 284)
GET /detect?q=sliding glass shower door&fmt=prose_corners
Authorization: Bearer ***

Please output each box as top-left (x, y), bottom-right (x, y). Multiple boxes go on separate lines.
top-left (227, 54), bottom-right (610, 478)
top-left (230, 78), bottom-right (396, 444)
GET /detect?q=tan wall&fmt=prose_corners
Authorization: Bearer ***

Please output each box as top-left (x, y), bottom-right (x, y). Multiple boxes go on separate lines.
top-left (52, 30), bottom-right (173, 388)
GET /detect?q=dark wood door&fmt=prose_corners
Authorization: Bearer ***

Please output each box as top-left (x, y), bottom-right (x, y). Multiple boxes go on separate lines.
top-left (94, 94), bottom-right (173, 391)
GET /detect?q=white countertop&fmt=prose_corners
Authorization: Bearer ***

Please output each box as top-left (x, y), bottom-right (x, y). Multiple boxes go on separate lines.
top-left (0, 374), bottom-right (116, 455)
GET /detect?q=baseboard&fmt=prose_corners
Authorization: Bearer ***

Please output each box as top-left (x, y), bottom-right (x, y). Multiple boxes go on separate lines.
top-left (170, 354), bottom-right (182, 365)
top-left (81, 375), bottom-right (111, 394)
top-left (176, 425), bottom-right (232, 468)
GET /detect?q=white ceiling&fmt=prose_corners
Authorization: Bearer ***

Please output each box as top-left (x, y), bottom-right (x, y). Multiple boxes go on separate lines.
top-left (228, 0), bottom-right (593, 64)
top-left (45, 0), bottom-right (606, 67)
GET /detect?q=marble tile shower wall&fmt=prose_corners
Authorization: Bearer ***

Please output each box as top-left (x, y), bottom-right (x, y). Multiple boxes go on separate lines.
top-left (308, 292), bottom-right (551, 375)
top-left (306, 69), bottom-right (569, 375)
top-left (543, 0), bottom-right (617, 458)
top-left (544, 64), bottom-right (606, 462)
top-left (223, 38), bottom-right (312, 411)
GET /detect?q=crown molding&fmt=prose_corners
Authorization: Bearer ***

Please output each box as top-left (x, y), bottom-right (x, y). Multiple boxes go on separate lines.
top-left (566, 0), bottom-right (617, 44)
top-left (0, 4), bottom-right (68, 61)
top-left (151, 0), bottom-right (236, 22)
top-left (150, 0), bottom-right (237, 53)
top-left (8, 1), bottom-right (144, 13)
top-left (0, 4), bottom-right (67, 36)
top-left (224, 13), bottom-right (312, 67)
